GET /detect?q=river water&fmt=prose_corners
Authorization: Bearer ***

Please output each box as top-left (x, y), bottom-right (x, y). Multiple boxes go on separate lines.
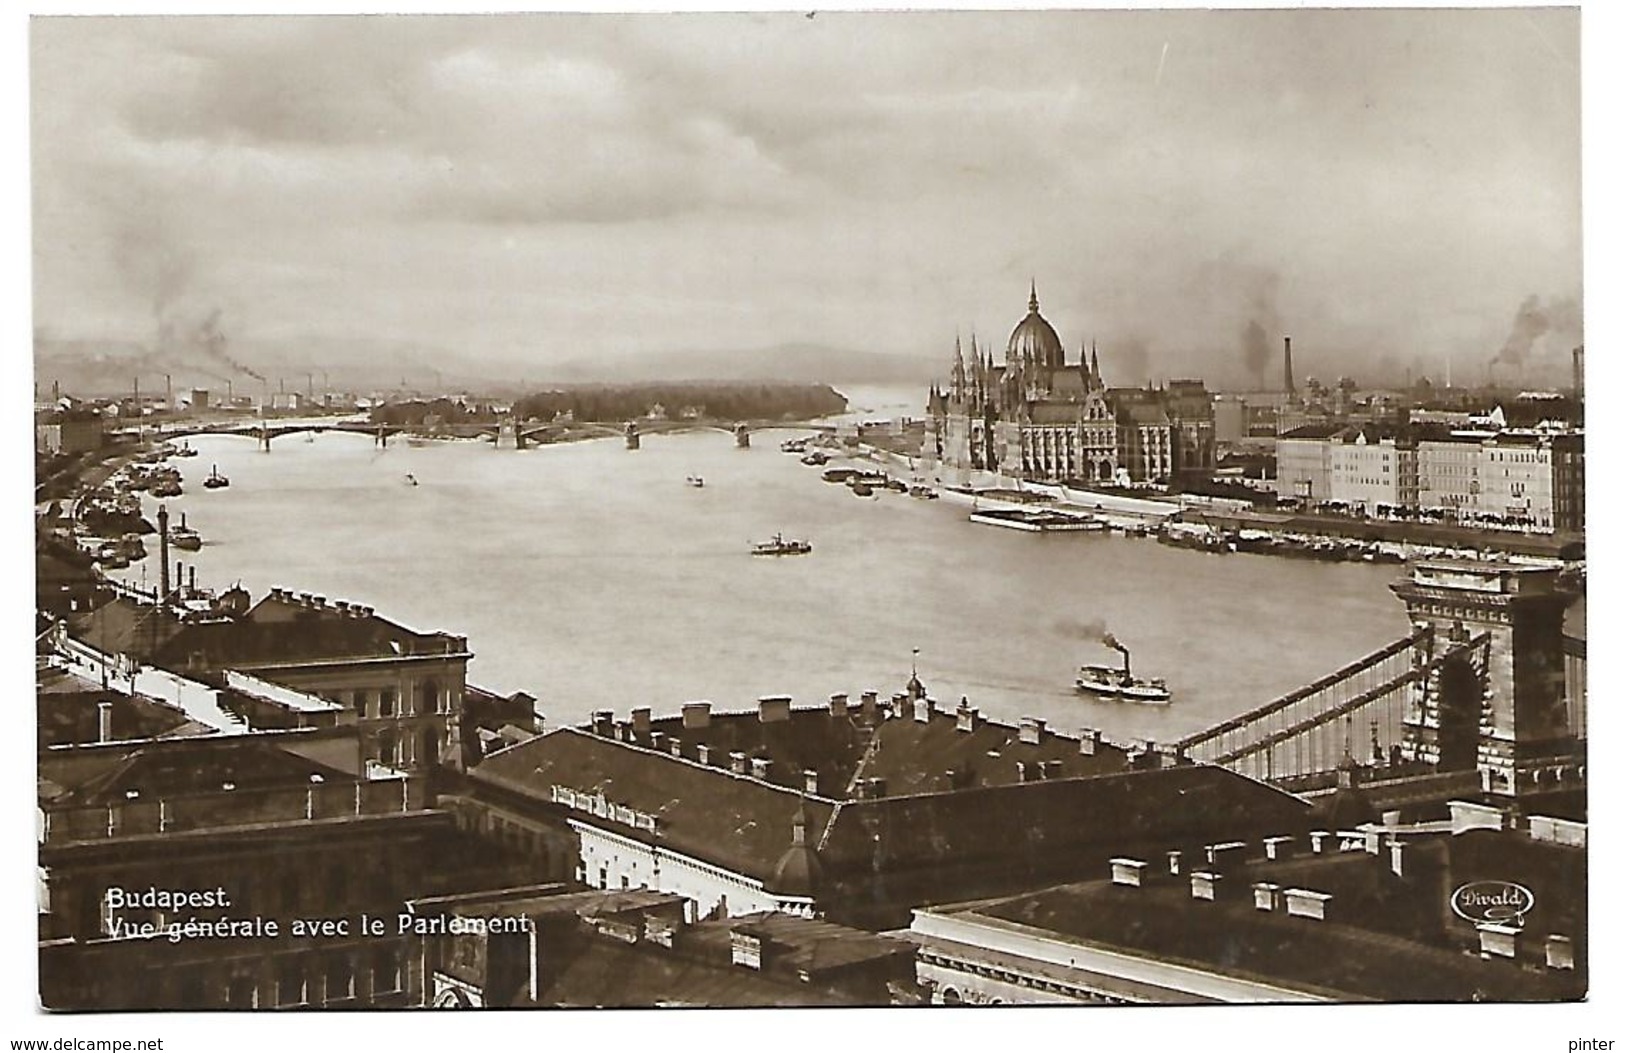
top-left (116, 415), bottom-right (1564, 745)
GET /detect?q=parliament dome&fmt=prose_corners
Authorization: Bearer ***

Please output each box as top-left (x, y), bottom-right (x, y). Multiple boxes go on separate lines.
top-left (1007, 282), bottom-right (1066, 371)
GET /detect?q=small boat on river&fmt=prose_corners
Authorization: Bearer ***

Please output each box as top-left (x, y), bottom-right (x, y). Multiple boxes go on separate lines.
top-left (752, 533), bottom-right (812, 557)
top-left (203, 465), bottom-right (230, 490)
top-left (1075, 636), bottom-right (1171, 704)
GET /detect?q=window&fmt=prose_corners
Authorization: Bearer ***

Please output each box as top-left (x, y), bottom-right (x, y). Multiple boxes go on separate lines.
top-left (379, 688), bottom-right (396, 718)
top-left (352, 689), bottom-right (369, 717)
top-left (277, 960), bottom-right (307, 1007)
top-left (371, 949), bottom-right (400, 995)
top-left (325, 953), bottom-right (354, 1003)
top-left (228, 974), bottom-right (258, 1009)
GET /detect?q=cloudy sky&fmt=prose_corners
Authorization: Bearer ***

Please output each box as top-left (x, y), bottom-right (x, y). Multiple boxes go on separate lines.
top-left (31, 8), bottom-right (1582, 388)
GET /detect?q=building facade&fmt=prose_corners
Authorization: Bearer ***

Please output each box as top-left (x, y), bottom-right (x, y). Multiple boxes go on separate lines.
top-left (926, 286), bottom-right (1214, 485)
top-left (1276, 421), bottom-right (1583, 531)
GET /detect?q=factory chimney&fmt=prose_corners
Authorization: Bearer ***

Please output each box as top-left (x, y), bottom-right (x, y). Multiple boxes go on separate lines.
top-left (157, 504), bottom-right (171, 606)
top-left (1283, 336), bottom-right (1295, 396)
top-left (1573, 346), bottom-right (1584, 400)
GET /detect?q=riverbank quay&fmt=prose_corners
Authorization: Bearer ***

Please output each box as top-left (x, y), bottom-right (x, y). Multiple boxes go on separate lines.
top-left (1180, 507), bottom-right (1582, 561)
top-left (837, 443), bottom-right (1582, 566)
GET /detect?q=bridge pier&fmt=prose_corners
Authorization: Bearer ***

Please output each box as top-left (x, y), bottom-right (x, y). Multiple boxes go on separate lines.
top-left (259, 425), bottom-right (271, 453)
top-left (625, 423), bottom-right (640, 450)
top-left (376, 425), bottom-right (389, 449)
top-left (735, 424), bottom-right (751, 449)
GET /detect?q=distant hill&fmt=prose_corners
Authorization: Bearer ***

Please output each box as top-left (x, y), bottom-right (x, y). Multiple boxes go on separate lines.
top-left (541, 344), bottom-right (940, 387)
top-left (34, 336), bottom-right (939, 400)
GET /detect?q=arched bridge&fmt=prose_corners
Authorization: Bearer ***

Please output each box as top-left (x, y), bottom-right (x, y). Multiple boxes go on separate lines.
top-left (148, 420), bottom-right (410, 449)
top-left (489, 417), bottom-right (836, 450)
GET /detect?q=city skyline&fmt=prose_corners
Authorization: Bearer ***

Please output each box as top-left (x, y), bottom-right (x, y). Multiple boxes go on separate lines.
top-left (32, 8), bottom-right (1582, 391)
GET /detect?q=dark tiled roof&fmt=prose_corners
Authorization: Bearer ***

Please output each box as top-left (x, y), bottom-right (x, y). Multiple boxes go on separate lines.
top-left (472, 729), bottom-right (836, 885)
top-left (711, 911), bottom-right (912, 976)
top-left (537, 937), bottom-right (850, 1007)
top-left (613, 705), bottom-right (1130, 797)
top-left (472, 730), bottom-right (1306, 903)
top-left (967, 835), bottom-right (1585, 1002)
top-left (67, 592), bottom-right (466, 672)
top-left (861, 711), bottom-right (1130, 793)
top-left (1029, 402), bottom-right (1083, 424)
top-left (42, 736), bottom-right (353, 807)
top-left (37, 668), bottom-right (195, 748)
top-left (1279, 424), bottom-right (1349, 440)
top-left (817, 767), bottom-right (1311, 877)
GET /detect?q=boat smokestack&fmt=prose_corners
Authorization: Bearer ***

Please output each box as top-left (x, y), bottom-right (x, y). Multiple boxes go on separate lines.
top-left (1103, 632), bottom-right (1130, 679)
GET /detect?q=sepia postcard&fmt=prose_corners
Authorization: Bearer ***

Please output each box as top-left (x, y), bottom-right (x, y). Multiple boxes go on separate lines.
top-left (23, 1), bottom-right (1600, 1036)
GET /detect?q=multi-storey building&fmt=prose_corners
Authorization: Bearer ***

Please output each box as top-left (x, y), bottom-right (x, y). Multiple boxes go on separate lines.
top-left (905, 798), bottom-right (1584, 1004)
top-left (457, 690), bottom-right (1312, 930)
top-left (1327, 425), bottom-right (1404, 514)
top-left (1277, 419), bottom-right (1583, 532)
top-left (36, 730), bottom-right (535, 1010)
top-left (925, 285), bottom-right (1214, 485)
top-left (67, 586), bottom-right (472, 773)
top-left (1480, 433), bottom-right (1556, 530)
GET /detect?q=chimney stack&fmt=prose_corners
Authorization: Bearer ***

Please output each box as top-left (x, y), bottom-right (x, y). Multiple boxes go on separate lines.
top-left (729, 751), bottom-right (748, 775)
top-left (632, 707), bottom-right (651, 736)
top-left (828, 693), bottom-right (849, 718)
top-left (803, 769), bottom-right (819, 795)
top-left (591, 710), bottom-right (614, 738)
top-left (157, 506), bottom-right (171, 605)
top-left (682, 701), bottom-right (712, 730)
top-left (1110, 858), bottom-right (1148, 887)
top-left (1078, 728), bottom-right (1100, 756)
top-left (1018, 716), bottom-right (1046, 745)
top-left (1573, 346), bottom-right (1584, 399)
top-left (758, 695), bottom-right (792, 724)
top-left (1284, 335), bottom-right (1295, 395)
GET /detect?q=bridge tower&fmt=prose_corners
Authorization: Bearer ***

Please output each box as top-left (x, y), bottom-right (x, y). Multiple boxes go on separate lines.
top-left (1390, 560), bottom-right (1578, 797)
top-left (375, 424), bottom-right (389, 449)
top-left (734, 423), bottom-right (751, 448)
top-left (495, 418), bottom-right (518, 451)
top-left (625, 422), bottom-right (640, 450)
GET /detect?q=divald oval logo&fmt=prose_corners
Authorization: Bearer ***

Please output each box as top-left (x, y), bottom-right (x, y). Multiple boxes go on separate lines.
top-left (1451, 881), bottom-right (1535, 924)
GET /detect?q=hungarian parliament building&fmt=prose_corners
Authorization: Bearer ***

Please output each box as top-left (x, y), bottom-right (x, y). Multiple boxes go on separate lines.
top-left (924, 285), bottom-right (1215, 484)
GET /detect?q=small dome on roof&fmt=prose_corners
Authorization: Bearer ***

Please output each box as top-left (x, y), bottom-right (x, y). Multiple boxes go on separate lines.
top-left (772, 800), bottom-right (823, 896)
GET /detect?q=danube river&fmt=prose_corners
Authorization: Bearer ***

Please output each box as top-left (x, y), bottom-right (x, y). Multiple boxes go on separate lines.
top-left (118, 422), bottom-right (1567, 744)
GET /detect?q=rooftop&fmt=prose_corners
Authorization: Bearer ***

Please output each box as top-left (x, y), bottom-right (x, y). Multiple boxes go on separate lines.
top-left (934, 823), bottom-right (1584, 1003)
top-left (67, 588), bottom-right (469, 673)
top-left (471, 725), bottom-right (1311, 918)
